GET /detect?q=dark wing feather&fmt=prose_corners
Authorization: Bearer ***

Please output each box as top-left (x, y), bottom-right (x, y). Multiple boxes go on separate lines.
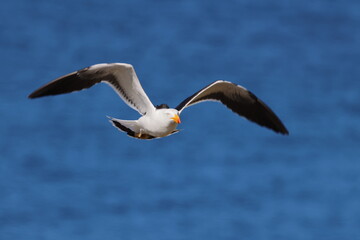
top-left (176, 80), bottom-right (289, 135)
top-left (28, 70), bottom-right (97, 98)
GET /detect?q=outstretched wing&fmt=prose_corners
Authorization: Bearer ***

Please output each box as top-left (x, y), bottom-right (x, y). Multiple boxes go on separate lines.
top-left (176, 80), bottom-right (289, 135)
top-left (28, 63), bottom-right (155, 115)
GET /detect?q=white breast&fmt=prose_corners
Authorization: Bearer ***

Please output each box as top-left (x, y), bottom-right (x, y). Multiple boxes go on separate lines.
top-left (137, 111), bottom-right (178, 137)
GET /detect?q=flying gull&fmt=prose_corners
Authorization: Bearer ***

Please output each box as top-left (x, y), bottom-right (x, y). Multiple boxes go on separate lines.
top-left (28, 63), bottom-right (289, 139)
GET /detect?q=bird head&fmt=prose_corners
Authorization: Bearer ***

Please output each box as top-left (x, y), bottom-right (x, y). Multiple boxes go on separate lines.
top-left (160, 109), bottom-right (181, 124)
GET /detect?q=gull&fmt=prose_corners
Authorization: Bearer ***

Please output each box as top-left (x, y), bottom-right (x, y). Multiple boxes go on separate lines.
top-left (28, 63), bottom-right (289, 139)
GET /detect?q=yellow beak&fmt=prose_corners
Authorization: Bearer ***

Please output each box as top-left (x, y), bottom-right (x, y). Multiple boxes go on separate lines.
top-left (171, 114), bottom-right (181, 124)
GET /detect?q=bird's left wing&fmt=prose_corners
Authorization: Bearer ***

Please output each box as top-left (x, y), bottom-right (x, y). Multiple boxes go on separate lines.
top-left (28, 63), bottom-right (155, 115)
top-left (176, 80), bottom-right (289, 135)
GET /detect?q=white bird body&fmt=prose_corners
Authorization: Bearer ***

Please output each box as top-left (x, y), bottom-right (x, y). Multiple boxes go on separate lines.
top-left (109, 108), bottom-right (180, 139)
top-left (138, 109), bottom-right (180, 136)
top-left (29, 63), bottom-right (288, 139)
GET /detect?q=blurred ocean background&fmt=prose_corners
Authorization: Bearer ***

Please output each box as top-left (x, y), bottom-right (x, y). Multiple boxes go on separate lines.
top-left (1, 0), bottom-right (360, 239)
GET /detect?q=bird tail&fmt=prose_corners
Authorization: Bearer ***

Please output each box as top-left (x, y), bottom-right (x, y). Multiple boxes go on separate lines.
top-left (107, 117), bottom-right (140, 138)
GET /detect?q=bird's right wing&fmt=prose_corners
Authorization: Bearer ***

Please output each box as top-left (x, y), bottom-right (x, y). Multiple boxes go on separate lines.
top-left (28, 63), bottom-right (155, 115)
top-left (176, 80), bottom-right (289, 135)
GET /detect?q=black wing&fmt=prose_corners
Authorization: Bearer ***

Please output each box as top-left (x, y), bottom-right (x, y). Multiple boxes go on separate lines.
top-left (176, 80), bottom-right (289, 135)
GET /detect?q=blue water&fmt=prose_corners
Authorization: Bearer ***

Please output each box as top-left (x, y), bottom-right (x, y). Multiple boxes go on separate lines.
top-left (1, 0), bottom-right (360, 239)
